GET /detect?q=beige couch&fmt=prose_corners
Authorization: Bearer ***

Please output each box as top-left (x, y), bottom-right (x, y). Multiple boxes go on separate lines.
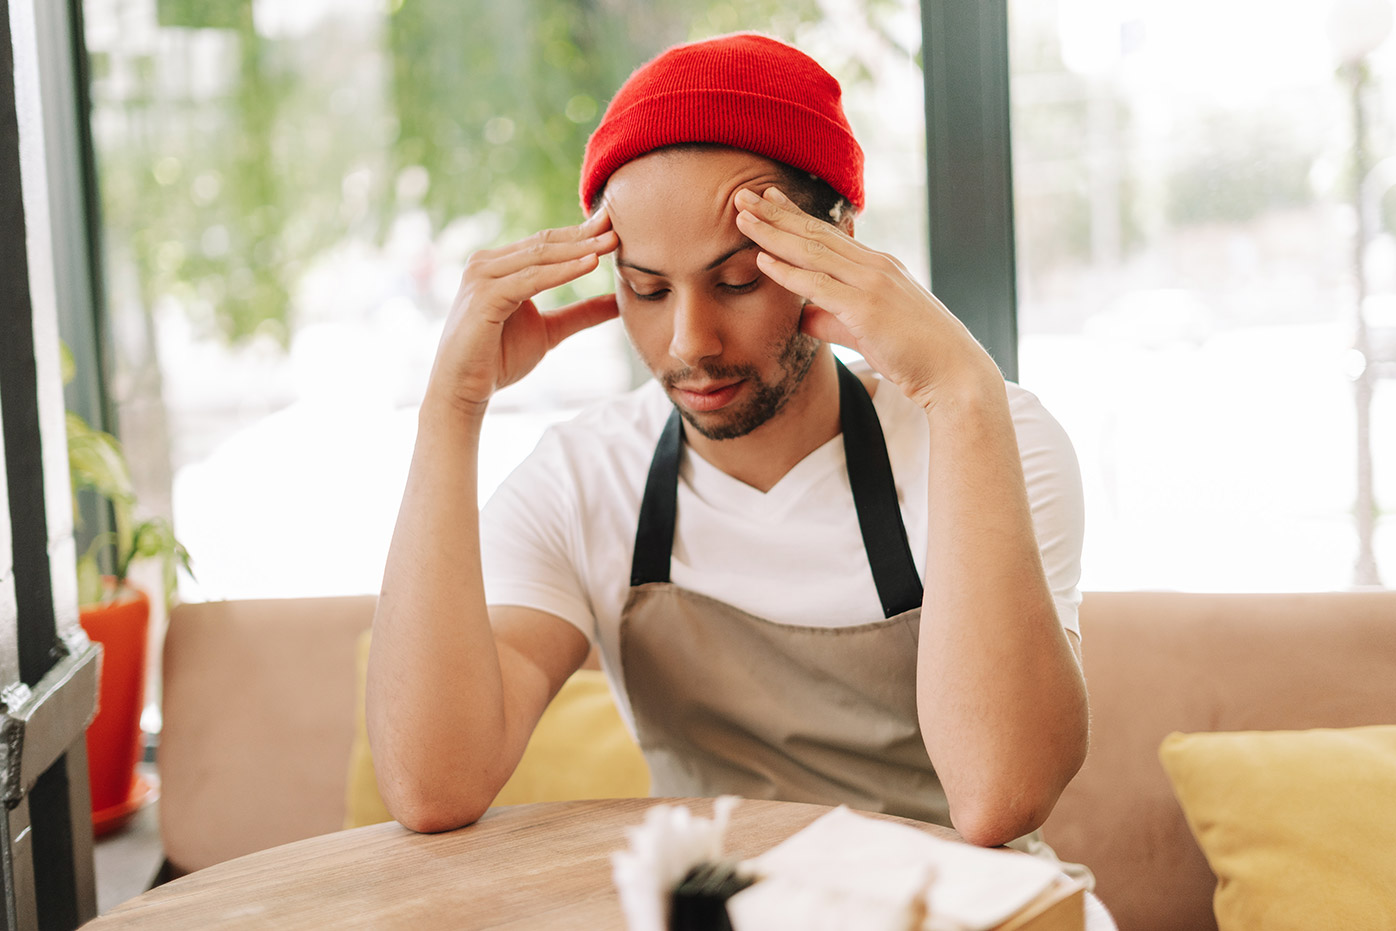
top-left (1046, 590), bottom-right (1396, 931)
top-left (158, 591), bottom-right (1396, 930)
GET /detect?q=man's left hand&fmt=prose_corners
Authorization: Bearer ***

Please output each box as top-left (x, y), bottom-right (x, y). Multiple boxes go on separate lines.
top-left (734, 186), bottom-right (1000, 410)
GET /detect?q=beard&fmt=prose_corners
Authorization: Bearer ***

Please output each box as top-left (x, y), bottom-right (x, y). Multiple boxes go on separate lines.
top-left (662, 324), bottom-right (820, 441)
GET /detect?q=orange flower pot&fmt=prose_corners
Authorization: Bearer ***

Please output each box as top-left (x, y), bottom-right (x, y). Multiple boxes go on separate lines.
top-left (78, 585), bottom-right (156, 837)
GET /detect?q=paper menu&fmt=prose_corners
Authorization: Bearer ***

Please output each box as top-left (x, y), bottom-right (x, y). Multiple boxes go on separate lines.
top-left (727, 807), bottom-right (1067, 931)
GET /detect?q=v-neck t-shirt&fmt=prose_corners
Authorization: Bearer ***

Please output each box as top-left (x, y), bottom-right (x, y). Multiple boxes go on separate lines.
top-left (479, 363), bottom-right (1084, 685)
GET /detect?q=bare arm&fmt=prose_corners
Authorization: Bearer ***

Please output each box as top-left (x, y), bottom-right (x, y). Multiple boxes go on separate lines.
top-left (735, 186), bottom-right (1088, 847)
top-left (367, 211), bottom-right (618, 832)
top-left (913, 375), bottom-right (1088, 846)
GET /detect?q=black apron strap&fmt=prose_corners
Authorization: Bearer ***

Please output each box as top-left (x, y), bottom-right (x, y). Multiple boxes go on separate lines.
top-left (629, 359), bottom-right (924, 617)
top-left (629, 407), bottom-right (683, 585)
top-left (836, 359), bottom-right (924, 618)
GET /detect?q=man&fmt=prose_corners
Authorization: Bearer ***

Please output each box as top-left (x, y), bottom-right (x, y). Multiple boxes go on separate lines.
top-left (369, 30), bottom-right (1089, 875)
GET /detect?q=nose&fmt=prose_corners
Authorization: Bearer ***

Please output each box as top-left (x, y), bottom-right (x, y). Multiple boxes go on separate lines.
top-left (668, 291), bottom-right (722, 367)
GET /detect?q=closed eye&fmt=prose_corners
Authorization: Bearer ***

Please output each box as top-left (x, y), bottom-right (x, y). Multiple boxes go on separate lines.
top-left (720, 277), bottom-right (761, 294)
top-left (631, 287), bottom-right (669, 302)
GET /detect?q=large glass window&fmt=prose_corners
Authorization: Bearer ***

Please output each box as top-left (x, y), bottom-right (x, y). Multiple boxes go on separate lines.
top-left (83, 0), bottom-right (927, 600)
top-left (1010, 0), bottom-right (1394, 591)
top-left (89, 0), bottom-right (1384, 601)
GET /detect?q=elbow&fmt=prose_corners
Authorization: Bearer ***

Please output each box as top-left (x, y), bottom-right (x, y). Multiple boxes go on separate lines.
top-left (366, 713), bottom-right (505, 834)
top-left (371, 743), bottom-right (500, 834)
top-left (383, 782), bottom-right (491, 834)
top-left (951, 728), bottom-right (1089, 849)
top-left (393, 801), bottom-right (487, 835)
top-left (951, 792), bottom-right (1059, 848)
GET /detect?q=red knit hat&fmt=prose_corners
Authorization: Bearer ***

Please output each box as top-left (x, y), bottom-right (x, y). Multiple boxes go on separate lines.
top-left (579, 33), bottom-right (864, 212)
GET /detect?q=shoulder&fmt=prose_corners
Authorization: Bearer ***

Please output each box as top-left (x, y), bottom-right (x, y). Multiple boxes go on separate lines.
top-left (864, 369), bottom-right (1080, 490)
top-left (850, 362), bottom-right (1076, 464)
top-left (1003, 382), bottom-right (1081, 482)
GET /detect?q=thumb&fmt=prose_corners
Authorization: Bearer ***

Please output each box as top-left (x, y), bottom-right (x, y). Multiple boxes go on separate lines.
top-left (801, 302), bottom-right (858, 350)
top-left (545, 292), bottom-right (620, 348)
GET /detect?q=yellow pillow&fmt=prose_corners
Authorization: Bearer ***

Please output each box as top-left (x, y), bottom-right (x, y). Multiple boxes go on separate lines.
top-left (344, 631), bottom-right (650, 829)
top-left (1159, 726), bottom-right (1396, 931)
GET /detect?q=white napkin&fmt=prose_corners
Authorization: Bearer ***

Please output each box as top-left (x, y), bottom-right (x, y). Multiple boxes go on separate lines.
top-left (727, 807), bottom-right (1065, 931)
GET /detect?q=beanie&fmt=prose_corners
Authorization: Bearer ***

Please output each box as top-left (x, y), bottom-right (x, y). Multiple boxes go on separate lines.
top-left (579, 33), bottom-right (864, 213)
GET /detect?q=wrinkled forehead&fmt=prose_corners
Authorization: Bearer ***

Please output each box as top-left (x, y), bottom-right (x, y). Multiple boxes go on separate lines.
top-left (600, 147), bottom-right (785, 268)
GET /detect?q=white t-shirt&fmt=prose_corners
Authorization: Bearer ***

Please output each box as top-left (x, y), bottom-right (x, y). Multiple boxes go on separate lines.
top-left (481, 365), bottom-right (1084, 726)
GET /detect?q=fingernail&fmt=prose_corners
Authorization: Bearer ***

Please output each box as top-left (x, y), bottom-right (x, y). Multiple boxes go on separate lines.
top-left (766, 187), bottom-right (791, 205)
top-left (735, 188), bottom-right (760, 206)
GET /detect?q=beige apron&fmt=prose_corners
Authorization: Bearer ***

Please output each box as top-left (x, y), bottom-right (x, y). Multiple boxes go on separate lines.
top-left (619, 360), bottom-right (1086, 880)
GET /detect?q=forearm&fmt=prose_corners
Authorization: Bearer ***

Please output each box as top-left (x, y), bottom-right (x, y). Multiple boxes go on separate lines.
top-left (916, 376), bottom-right (1089, 847)
top-left (366, 396), bottom-right (519, 830)
top-left (363, 215), bottom-right (615, 832)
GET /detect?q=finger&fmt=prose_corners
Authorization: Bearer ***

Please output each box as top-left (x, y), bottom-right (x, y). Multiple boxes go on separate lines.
top-left (474, 207), bottom-right (613, 274)
top-left (799, 302), bottom-right (858, 350)
top-left (755, 249), bottom-right (863, 315)
top-left (491, 251), bottom-right (606, 308)
top-left (736, 206), bottom-right (870, 290)
top-left (735, 187), bottom-right (870, 262)
top-left (543, 293), bottom-right (620, 348)
top-left (476, 206), bottom-right (610, 257)
top-left (479, 227), bottom-right (617, 280)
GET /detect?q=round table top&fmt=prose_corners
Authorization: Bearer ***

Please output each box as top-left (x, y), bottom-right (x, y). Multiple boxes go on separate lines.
top-left (87, 798), bottom-right (960, 930)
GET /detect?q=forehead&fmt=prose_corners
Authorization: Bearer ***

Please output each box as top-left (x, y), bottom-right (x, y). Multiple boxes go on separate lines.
top-left (602, 147), bottom-right (786, 270)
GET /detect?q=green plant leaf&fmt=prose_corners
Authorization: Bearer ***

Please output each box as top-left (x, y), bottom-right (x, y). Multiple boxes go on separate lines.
top-left (118, 518), bottom-right (195, 606)
top-left (63, 341), bottom-right (193, 602)
top-left (66, 412), bottom-right (135, 504)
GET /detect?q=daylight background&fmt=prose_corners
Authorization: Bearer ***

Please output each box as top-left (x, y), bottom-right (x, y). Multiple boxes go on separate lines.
top-left (82, 0), bottom-right (1394, 617)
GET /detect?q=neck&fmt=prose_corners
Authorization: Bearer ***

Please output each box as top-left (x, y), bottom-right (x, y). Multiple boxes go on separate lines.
top-left (682, 348), bottom-right (843, 493)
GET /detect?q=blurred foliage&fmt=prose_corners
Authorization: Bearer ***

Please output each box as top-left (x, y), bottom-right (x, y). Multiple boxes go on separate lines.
top-left (378, 0), bottom-right (850, 280)
top-left (91, 0), bottom-right (829, 346)
top-left (90, 0), bottom-right (1330, 350)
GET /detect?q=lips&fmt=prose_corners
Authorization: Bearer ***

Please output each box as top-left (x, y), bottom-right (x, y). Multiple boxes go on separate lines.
top-left (671, 379), bottom-right (743, 412)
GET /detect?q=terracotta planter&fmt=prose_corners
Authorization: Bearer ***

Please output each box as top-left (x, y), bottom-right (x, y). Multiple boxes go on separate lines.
top-left (79, 585), bottom-right (156, 837)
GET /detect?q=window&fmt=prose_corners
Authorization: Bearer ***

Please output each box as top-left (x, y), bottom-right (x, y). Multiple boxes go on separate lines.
top-left (84, 0), bottom-right (1382, 602)
top-left (82, 0), bottom-right (927, 599)
top-left (1010, 0), bottom-right (1394, 591)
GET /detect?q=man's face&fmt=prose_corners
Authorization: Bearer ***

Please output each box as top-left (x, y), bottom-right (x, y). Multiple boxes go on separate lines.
top-left (600, 147), bottom-right (821, 441)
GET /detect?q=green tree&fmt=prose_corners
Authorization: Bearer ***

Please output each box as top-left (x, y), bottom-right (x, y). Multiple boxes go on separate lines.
top-left (384, 0), bottom-right (824, 247)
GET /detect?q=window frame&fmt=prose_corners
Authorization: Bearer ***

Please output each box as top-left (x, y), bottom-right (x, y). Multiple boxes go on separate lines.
top-left (921, 0), bottom-right (1018, 381)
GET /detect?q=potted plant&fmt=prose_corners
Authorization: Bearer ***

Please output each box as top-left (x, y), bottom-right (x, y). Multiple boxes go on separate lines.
top-left (63, 346), bottom-right (191, 837)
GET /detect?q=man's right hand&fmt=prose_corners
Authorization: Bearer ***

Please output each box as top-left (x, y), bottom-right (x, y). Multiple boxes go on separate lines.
top-left (427, 208), bottom-right (620, 412)
top-left (372, 210), bottom-right (617, 832)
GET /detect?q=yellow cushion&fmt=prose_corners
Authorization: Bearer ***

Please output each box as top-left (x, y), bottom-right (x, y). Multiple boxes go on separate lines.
top-left (344, 631), bottom-right (649, 829)
top-left (1158, 726), bottom-right (1396, 931)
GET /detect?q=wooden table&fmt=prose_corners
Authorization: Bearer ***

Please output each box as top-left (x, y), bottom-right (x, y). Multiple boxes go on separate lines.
top-left (85, 798), bottom-right (1082, 930)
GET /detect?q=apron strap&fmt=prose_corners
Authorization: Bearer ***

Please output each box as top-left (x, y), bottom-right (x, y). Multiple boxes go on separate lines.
top-left (836, 359), bottom-right (924, 618)
top-left (629, 408), bottom-right (683, 586)
top-left (629, 359), bottom-right (924, 618)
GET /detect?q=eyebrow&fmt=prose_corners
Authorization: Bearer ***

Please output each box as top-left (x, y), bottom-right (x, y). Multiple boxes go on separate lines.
top-left (616, 241), bottom-right (756, 277)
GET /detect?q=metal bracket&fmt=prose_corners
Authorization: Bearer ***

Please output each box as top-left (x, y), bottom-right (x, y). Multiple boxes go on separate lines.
top-left (0, 633), bottom-right (100, 808)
